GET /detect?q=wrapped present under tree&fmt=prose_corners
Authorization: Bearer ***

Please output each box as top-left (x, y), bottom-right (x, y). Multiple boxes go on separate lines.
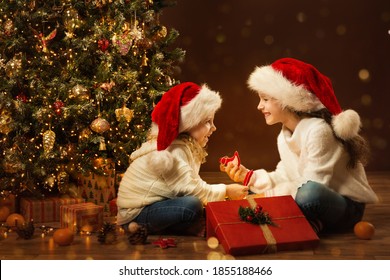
top-left (20, 196), bottom-right (84, 223)
top-left (206, 195), bottom-right (319, 256)
top-left (78, 158), bottom-right (116, 217)
top-left (60, 202), bottom-right (103, 233)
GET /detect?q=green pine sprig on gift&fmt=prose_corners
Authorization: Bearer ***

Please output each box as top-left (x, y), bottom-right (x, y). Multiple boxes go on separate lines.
top-left (239, 205), bottom-right (275, 226)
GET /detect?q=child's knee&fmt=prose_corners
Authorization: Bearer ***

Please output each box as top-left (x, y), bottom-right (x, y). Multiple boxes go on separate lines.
top-left (295, 181), bottom-right (325, 206)
top-left (187, 197), bottom-right (203, 214)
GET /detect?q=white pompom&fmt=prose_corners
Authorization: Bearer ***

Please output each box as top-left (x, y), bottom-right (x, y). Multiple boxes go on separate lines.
top-left (332, 109), bottom-right (361, 140)
top-left (147, 150), bottom-right (174, 174)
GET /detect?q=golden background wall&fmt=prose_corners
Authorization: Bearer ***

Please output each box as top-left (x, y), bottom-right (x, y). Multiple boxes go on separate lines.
top-left (161, 0), bottom-right (390, 172)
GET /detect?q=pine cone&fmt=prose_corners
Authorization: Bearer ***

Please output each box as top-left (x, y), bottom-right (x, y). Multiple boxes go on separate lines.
top-left (127, 223), bottom-right (148, 245)
top-left (16, 220), bottom-right (35, 240)
top-left (97, 222), bottom-right (117, 244)
top-left (42, 129), bottom-right (55, 154)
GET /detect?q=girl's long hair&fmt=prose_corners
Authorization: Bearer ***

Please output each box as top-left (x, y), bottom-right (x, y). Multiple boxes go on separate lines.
top-left (296, 109), bottom-right (370, 169)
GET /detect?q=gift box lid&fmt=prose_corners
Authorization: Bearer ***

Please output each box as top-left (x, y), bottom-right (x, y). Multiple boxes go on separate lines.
top-left (206, 195), bottom-right (320, 256)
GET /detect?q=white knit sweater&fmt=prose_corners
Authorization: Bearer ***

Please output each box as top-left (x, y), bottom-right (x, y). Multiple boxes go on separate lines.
top-left (248, 118), bottom-right (378, 204)
top-left (116, 138), bottom-right (226, 225)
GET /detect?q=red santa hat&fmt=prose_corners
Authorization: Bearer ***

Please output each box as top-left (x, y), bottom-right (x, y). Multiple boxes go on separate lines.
top-left (247, 57), bottom-right (361, 140)
top-left (148, 82), bottom-right (222, 173)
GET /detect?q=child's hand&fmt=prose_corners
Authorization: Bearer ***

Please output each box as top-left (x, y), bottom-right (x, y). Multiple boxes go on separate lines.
top-left (219, 151), bottom-right (240, 172)
top-left (225, 162), bottom-right (249, 184)
top-left (226, 184), bottom-right (249, 200)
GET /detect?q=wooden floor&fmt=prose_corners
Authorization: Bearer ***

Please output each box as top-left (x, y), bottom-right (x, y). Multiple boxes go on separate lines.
top-left (1, 172), bottom-right (389, 260)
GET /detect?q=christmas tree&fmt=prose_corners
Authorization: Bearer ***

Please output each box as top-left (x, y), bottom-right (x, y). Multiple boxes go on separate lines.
top-left (0, 0), bottom-right (184, 197)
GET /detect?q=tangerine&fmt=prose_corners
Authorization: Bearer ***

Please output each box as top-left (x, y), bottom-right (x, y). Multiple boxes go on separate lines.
top-left (6, 213), bottom-right (25, 228)
top-left (53, 228), bottom-right (74, 246)
top-left (354, 221), bottom-right (375, 240)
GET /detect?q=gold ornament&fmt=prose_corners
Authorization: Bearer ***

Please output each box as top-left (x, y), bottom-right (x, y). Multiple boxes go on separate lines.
top-left (3, 19), bottom-right (14, 36)
top-left (115, 105), bottom-right (134, 122)
top-left (90, 117), bottom-right (110, 134)
top-left (122, 22), bottom-right (131, 32)
top-left (157, 26), bottom-right (167, 38)
top-left (79, 127), bottom-right (92, 142)
top-left (63, 8), bottom-right (80, 32)
top-left (5, 57), bottom-right (22, 78)
top-left (42, 129), bottom-right (56, 154)
top-left (44, 175), bottom-right (56, 189)
top-left (0, 109), bottom-right (13, 134)
top-left (99, 137), bottom-right (106, 151)
top-left (142, 53), bottom-right (148, 66)
top-left (69, 84), bottom-right (90, 101)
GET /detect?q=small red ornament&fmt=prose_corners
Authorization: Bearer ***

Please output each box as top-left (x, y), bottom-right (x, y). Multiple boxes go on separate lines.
top-left (152, 238), bottom-right (177, 249)
top-left (16, 93), bottom-right (28, 103)
top-left (98, 38), bottom-right (109, 52)
top-left (53, 100), bottom-right (65, 115)
top-left (254, 205), bottom-right (262, 214)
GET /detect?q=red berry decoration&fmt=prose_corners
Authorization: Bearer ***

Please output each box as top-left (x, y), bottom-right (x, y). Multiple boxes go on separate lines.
top-left (239, 205), bottom-right (275, 226)
top-left (98, 38), bottom-right (109, 52)
top-left (53, 100), bottom-right (65, 115)
top-left (16, 93), bottom-right (28, 103)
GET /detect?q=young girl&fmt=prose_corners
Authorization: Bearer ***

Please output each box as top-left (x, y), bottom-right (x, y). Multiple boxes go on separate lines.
top-left (117, 82), bottom-right (248, 236)
top-left (224, 58), bottom-right (378, 233)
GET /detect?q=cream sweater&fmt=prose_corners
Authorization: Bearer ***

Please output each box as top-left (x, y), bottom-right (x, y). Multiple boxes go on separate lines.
top-left (248, 118), bottom-right (378, 204)
top-left (116, 138), bottom-right (226, 225)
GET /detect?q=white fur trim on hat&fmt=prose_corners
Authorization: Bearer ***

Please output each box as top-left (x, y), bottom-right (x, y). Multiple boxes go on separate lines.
top-left (179, 84), bottom-right (222, 132)
top-left (147, 149), bottom-right (174, 175)
top-left (332, 109), bottom-right (361, 140)
top-left (247, 66), bottom-right (324, 112)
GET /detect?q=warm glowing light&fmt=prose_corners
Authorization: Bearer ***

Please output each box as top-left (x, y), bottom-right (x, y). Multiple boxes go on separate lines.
top-left (336, 24), bottom-right (347, 35)
top-left (207, 237), bottom-right (219, 249)
top-left (296, 12), bottom-right (307, 23)
top-left (264, 35), bottom-right (274, 45)
top-left (361, 94), bottom-right (372, 106)
top-left (207, 251), bottom-right (222, 260)
top-left (358, 69), bottom-right (370, 82)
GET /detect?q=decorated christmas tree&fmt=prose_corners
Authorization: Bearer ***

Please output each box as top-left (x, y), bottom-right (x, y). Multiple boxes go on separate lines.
top-left (0, 0), bottom-right (184, 197)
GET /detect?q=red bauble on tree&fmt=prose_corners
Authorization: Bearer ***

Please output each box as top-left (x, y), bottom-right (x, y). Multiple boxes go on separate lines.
top-left (98, 38), bottom-right (109, 52)
top-left (53, 100), bottom-right (65, 115)
top-left (16, 93), bottom-right (28, 103)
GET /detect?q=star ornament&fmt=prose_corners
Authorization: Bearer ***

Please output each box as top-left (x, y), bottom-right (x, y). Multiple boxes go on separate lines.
top-left (115, 105), bottom-right (134, 122)
top-left (152, 238), bottom-right (177, 249)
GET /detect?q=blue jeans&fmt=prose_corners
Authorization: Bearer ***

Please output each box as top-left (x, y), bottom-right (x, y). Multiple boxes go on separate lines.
top-left (125, 196), bottom-right (204, 235)
top-left (295, 181), bottom-right (365, 232)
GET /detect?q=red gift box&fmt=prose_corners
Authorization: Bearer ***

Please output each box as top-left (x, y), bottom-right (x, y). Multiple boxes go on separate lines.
top-left (206, 195), bottom-right (319, 256)
top-left (60, 202), bottom-right (103, 233)
top-left (20, 197), bottom-right (85, 223)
